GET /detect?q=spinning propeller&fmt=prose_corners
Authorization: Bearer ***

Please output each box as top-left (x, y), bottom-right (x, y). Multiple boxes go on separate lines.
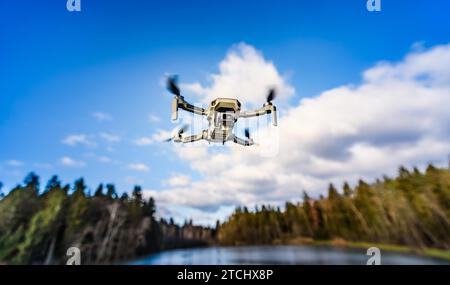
top-left (167, 75), bottom-right (181, 96)
top-left (266, 88), bottom-right (276, 104)
top-left (164, 124), bottom-right (189, 142)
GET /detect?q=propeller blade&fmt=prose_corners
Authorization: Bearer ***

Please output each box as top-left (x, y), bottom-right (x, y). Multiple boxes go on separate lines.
top-left (244, 128), bottom-right (250, 139)
top-left (164, 124), bottom-right (188, 142)
top-left (178, 124), bottom-right (189, 136)
top-left (167, 75), bottom-right (180, 96)
top-left (266, 88), bottom-right (276, 103)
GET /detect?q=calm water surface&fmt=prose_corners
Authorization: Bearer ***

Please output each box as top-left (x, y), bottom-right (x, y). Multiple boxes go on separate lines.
top-left (129, 245), bottom-right (450, 265)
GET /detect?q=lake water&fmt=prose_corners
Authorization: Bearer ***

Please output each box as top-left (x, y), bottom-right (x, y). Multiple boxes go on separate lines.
top-left (129, 245), bottom-right (450, 265)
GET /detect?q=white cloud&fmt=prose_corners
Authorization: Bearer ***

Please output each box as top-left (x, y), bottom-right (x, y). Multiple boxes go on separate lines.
top-left (99, 132), bottom-right (121, 143)
top-left (83, 152), bottom-right (114, 163)
top-left (148, 114), bottom-right (161, 123)
top-left (6, 160), bottom-right (24, 167)
top-left (93, 112), bottom-right (113, 121)
top-left (134, 137), bottom-right (154, 146)
top-left (62, 134), bottom-right (96, 147)
top-left (127, 163), bottom-right (150, 172)
top-left (134, 130), bottom-right (172, 146)
top-left (146, 42), bottom-right (450, 225)
top-left (180, 82), bottom-right (207, 96)
top-left (60, 156), bottom-right (85, 167)
top-left (184, 43), bottom-right (294, 107)
top-left (163, 174), bottom-right (191, 187)
top-left (97, 156), bottom-right (112, 163)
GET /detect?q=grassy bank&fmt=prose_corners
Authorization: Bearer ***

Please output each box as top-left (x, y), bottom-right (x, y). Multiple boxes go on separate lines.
top-left (283, 237), bottom-right (450, 261)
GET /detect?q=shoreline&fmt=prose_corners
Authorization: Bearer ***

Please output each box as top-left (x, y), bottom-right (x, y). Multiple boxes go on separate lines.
top-left (280, 237), bottom-right (450, 262)
top-left (2, 240), bottom-right (450, 265)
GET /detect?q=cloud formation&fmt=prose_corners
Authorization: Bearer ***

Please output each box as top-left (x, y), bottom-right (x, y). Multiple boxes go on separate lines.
top-left (6, 160), bottom-right (24, 167)
top-left (60, 156), bottom-right (86, 167)
top-left (146, 43), bottom-right (450, 224)
top-left (127, 163), bottom-right (150, 172)
top-left (163, 174), bottom-right (192, 187)
top-left (93, 112), bottom-right (113, 121)
top-left (182, 43), bottom-right (295, 107)
top-left (99, 132), bottom-right (121, 143)
top-left (148, 114), bottom-right (161, 123)
top-left (134, 130), bottom-right (172, 146)
top-left (62, 134), bottom-right (96, 147)
top-left (97, 156), bottom-right (112, 163)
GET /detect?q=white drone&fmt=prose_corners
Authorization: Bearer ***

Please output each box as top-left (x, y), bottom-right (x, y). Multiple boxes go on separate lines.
top-left (165, 76), bottom-right (278, 146)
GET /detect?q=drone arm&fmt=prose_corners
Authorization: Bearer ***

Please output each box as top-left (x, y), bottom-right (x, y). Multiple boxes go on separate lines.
top-left (239, 104), bottom-right (277, 126)
top-left (232, 135), bottom-right (254, 146)
top-left (174, 130), bottom-right (207, 143)
top-left (183, 101), bottom-right (206, 115)
top-left (172, 96), bottom-right (206, 120)
top-left (239, 108), bottom-right (266, 117)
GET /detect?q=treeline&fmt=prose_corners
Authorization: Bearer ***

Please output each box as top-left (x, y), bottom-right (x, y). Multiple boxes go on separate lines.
top-left (0, 174), bottom-right (213, 264)
top-left (218, 165), bottom-right (450, 249)
top-left (2, 164), bottom-right (450, 264)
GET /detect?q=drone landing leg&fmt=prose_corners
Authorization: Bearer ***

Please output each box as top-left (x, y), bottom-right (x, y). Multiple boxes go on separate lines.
top-left (232, 135), bottom-right (254, 146)
top-left (179, 130), bottom-right (207, 143)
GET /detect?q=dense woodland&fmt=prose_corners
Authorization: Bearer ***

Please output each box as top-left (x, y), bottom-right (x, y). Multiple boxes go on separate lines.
top-left (1, 164), bottom-right (450, 264)
top-left (218, 165), bottom-right (450, 249)
top-left (0, 175), bottom-right (214, 264)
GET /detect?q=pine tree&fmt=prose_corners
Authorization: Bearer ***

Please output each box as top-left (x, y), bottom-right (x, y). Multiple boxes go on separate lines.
top-left (44, 175), bottom-right (61, 194)
top-left (343, 182), bottom-right (353, 197)
top-left (94, 183), bottom-right (104, 197)
top-left (106, 183), bottom-right (117, 199)
top-left (24, 172), bottom-right (40, 194)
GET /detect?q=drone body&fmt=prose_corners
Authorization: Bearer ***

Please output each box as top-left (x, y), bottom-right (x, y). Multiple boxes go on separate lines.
top-left (167, 76), bottom-right (277, 146)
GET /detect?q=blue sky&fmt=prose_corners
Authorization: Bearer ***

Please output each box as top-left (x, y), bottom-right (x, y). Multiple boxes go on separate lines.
top-left (1, 0), bottom-right (450, 223)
